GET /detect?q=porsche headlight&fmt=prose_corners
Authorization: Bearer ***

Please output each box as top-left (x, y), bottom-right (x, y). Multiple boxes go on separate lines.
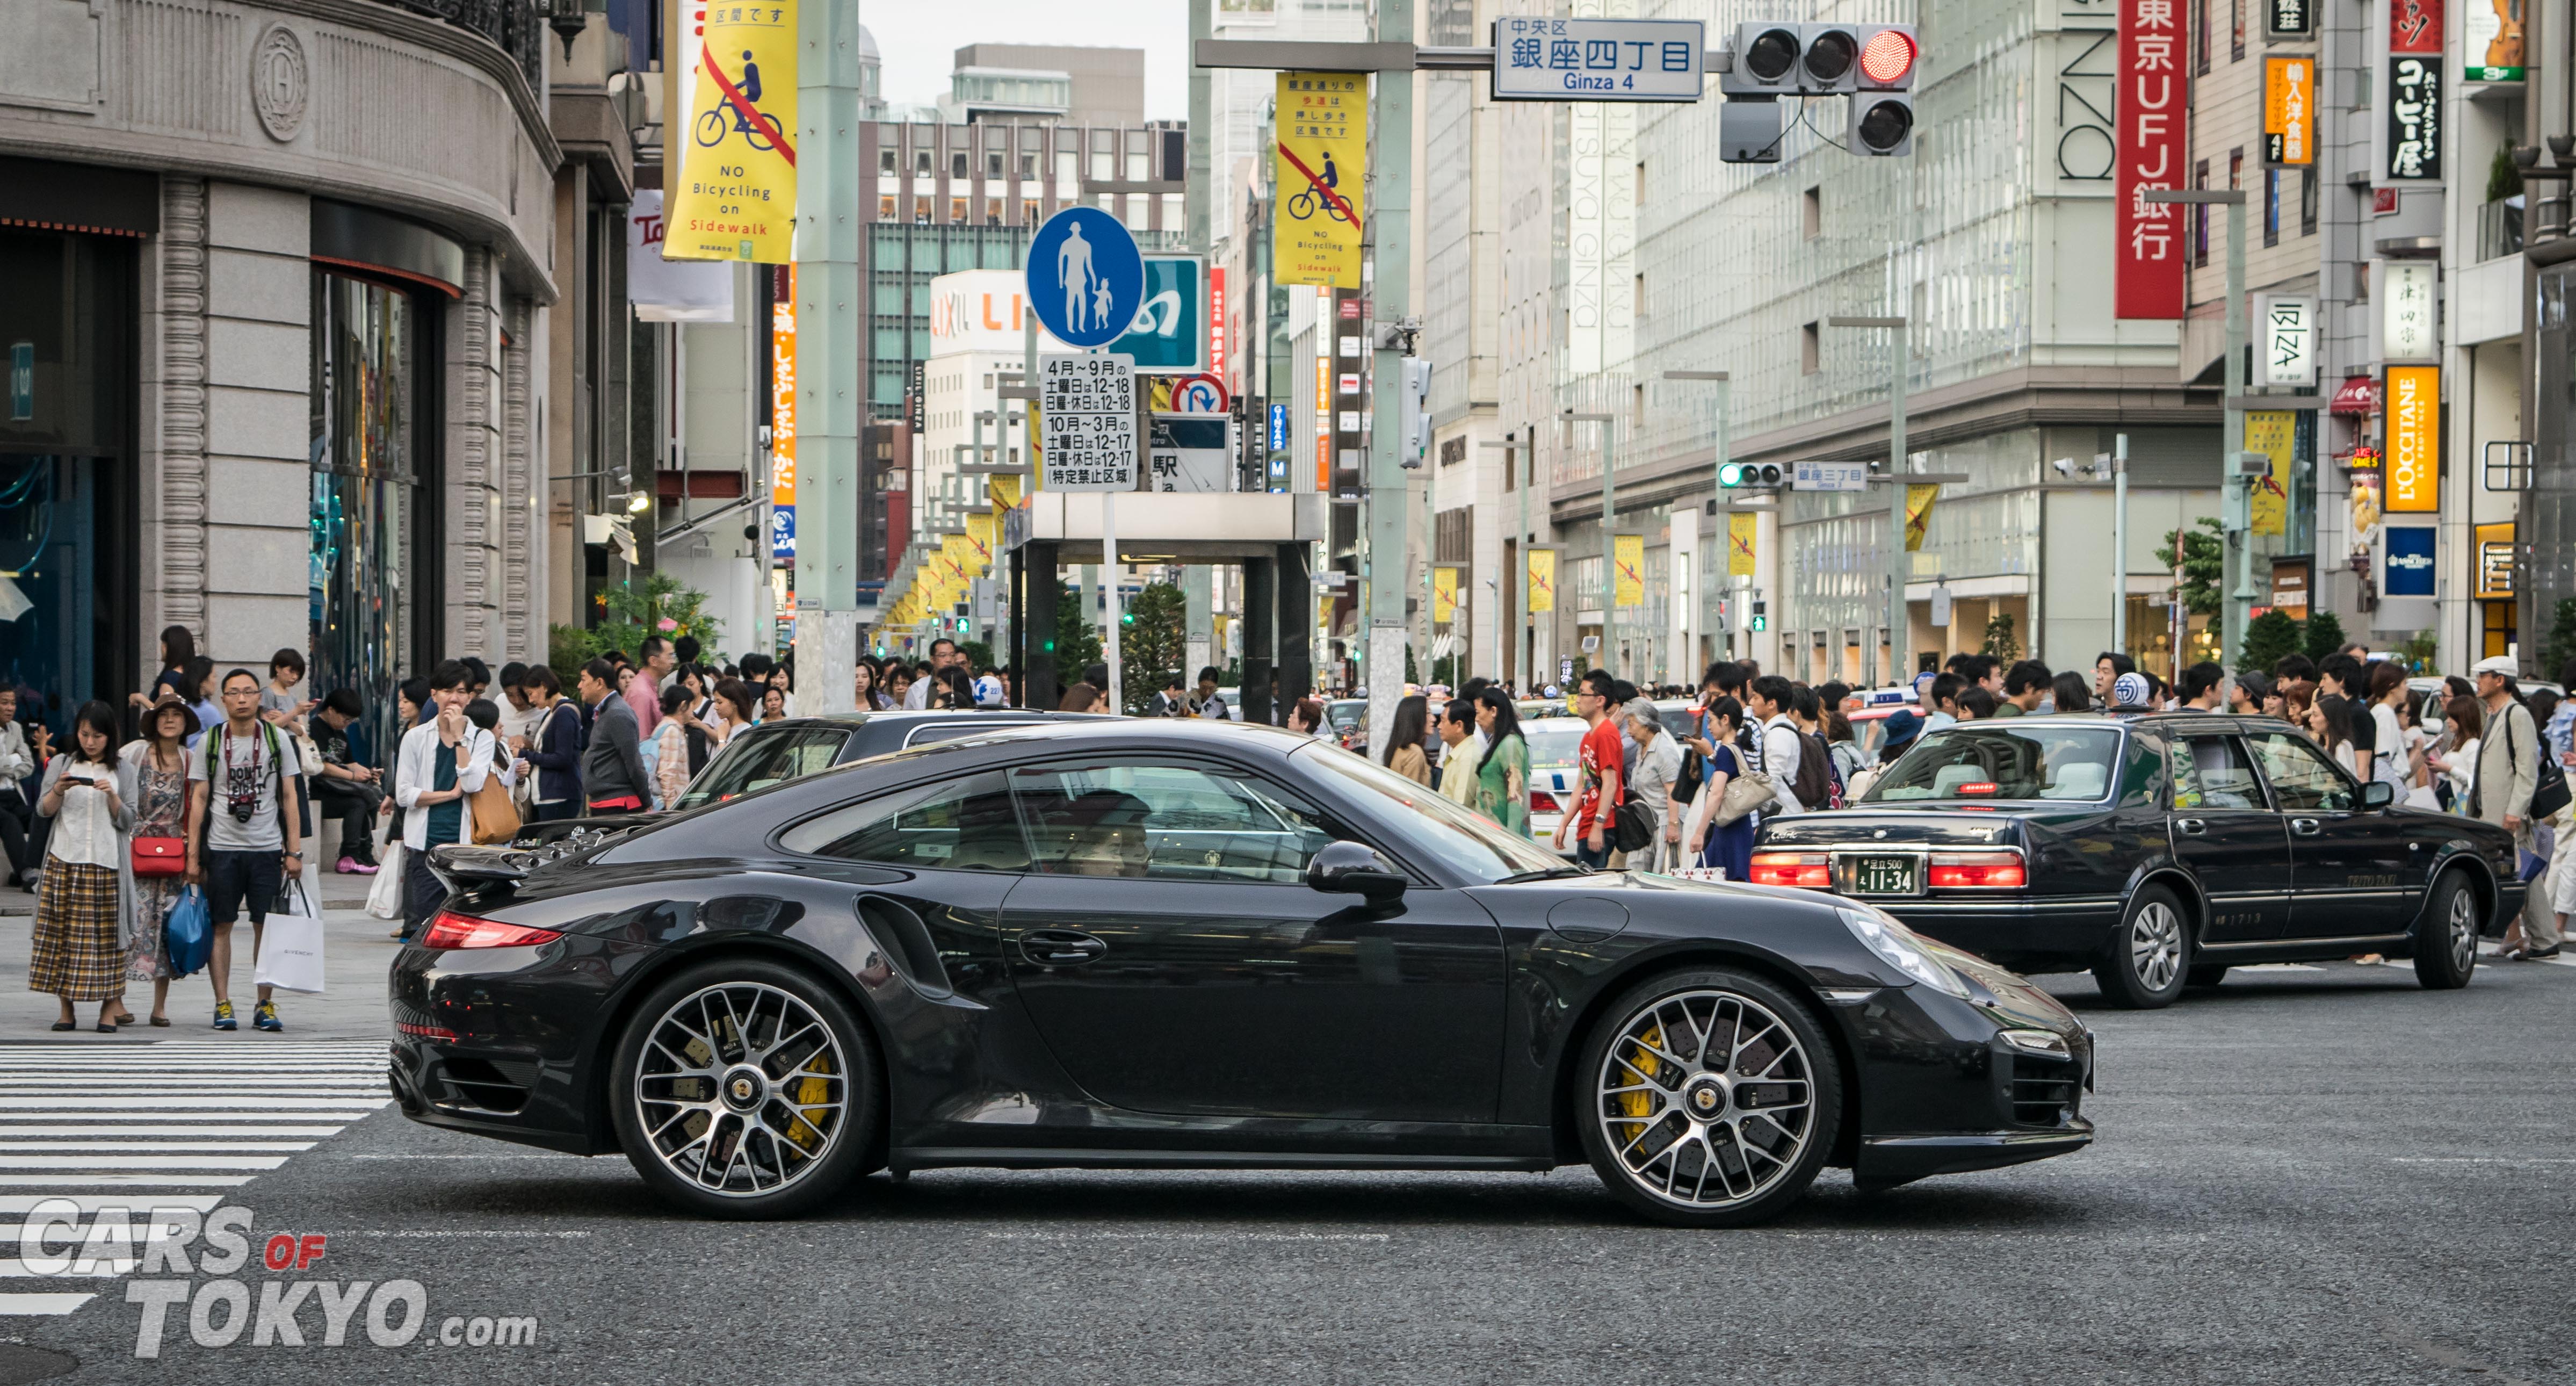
top-left (1838, 906), bottom-right (1972, 999)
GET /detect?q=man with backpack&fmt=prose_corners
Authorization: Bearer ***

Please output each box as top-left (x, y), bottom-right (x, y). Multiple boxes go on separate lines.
top-left (1747, 675), bottom-right (1810, 817)
top-left (2471, 655), bottom-right (2562, 958)
top-left (185, 669), bottom-right (305, 1032)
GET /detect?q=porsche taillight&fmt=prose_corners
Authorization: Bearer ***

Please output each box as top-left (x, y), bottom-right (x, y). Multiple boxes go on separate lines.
top-left (1927, 850), bottom-right (2028, 889)
top-left (1749, 851), bottom-right (1831, 889)
top-left (421, 911), bottom-right (565, 950)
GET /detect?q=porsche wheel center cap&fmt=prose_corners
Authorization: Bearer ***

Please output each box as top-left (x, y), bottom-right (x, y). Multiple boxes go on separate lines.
top-left (1683, 1077), bottom-right (1728, 1118)
top-left (722, 1068), bottom-right (765, 1111)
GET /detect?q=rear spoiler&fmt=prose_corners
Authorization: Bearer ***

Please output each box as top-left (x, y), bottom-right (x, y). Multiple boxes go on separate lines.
top-left (426, 824), bottom-right (627, 892)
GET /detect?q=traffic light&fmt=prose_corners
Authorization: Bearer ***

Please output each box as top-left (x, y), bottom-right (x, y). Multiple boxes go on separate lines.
top-left (1850, 25), bottom-right (1917, 156)
top-left (1398, 357), bottom-right (1434, 468)
top-left (1719, 461), bottom-right (1784, 489)
top-left (1750, 597), bottom-right (1769, 632)
top-left (1720, 23), bottom-right (1864, 96)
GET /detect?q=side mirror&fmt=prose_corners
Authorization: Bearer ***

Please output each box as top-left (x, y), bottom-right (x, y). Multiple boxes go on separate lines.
top-left (2361, 781), bottom-right (2395, 810)
top-left (1306, 840), bottom-right (1407, 904)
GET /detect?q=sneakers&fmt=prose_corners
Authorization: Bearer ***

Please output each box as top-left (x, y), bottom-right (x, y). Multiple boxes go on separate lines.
top-left (212, 1001), bottom-right (237, 1031)
top-left (337, 856), bottom-right (380, 875)
top-left (253, 1001), bottom-right (283, 1033)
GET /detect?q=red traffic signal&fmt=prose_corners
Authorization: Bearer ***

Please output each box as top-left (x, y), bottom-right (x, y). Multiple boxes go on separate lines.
top-left (1856, 26), bottom-right (1917, 88)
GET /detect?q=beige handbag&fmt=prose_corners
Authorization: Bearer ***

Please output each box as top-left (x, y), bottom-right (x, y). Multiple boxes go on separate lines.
top-left (1710, 768), bottom-right (1776, 826)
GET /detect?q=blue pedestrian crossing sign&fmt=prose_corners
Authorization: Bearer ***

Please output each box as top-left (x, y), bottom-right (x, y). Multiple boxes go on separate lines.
top-left (1026, 207), bottom-right (1144, 350)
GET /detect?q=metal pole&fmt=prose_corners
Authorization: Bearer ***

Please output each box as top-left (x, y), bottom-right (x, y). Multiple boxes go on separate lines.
top-left (2222, 197), bottom-right (2251, 667)
top-left (1518, 434), bottom-right (1531, 690)
top-left (1103, 489), bottom-right (1121, 713)
top-left (791, 0), bottom-right (862, 715)
top-left (1890, 320), bottom-right (1909, 687)
top-left (1604, 415), bottom-right (1617, 680)
top-left (1363, 0), bottom-right (1414, 758)
top-left (2113, 431), bottom-right (2129, 662)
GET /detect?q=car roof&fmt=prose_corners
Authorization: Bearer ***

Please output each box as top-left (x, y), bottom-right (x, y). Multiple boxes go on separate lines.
top-left (747, 709), bottom-right (1104, 732)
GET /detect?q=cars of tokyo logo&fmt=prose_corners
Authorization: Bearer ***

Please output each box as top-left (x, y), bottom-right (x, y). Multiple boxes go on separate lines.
top-left (14, 1200), bottom-right (537, 1358)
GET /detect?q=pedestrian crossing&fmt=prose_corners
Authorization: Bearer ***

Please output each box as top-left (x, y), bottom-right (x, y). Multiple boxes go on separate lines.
top-left (0, 1040), bottom-right (388, 1317)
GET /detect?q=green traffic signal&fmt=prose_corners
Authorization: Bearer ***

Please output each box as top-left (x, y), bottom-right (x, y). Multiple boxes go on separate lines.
top-left (1719, 462), bottom-right (1746, 487)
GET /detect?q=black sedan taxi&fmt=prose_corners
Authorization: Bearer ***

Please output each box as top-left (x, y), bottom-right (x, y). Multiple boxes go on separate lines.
top-left (1750, 712), bottom-right (2523, 1007)
top-left (394, 720), bottom-right (2094, 1228)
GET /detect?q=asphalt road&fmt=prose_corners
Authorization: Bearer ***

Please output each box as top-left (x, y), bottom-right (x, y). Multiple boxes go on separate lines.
top-left (8, 954), bottom-right (2574, 1385)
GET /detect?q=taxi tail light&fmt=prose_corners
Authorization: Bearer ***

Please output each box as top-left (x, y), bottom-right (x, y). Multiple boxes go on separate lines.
top-left (1530, 790), bottom-right (1562, 814)
top-left (1955, 782), bottom-right (2000, 796)
top-left (1749, 851), bottom-right (1832, 889)
top-left (421, 911), bottom-right (565, 950)
top-left (1927, 850), bottom-right (2027, 889)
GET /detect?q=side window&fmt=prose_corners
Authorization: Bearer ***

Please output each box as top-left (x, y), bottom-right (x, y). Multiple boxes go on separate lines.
top-left (2248, 732), bottom-right (2354, 812)
top-left (1010, 762), bottom-right (1337, 883)
top-left (2174, 735), bottom-right (2266, 810)
top-left (779, 770), bottom-right (1029, 870)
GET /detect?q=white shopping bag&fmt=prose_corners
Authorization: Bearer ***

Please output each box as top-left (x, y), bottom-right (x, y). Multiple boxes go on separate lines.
top-left (366, 842), bottom-right (406, 921)
top-left (255, 879), bottom-right (327, 994)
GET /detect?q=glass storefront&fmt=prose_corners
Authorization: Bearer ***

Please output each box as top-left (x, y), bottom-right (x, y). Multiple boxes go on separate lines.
top-left (309, 271), bottom-right (434, 766)
top-left (0, 228), bottom-right (135, 735)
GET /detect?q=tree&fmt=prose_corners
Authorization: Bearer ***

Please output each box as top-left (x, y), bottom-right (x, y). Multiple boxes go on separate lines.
top-left (1980, 611), bottom-right (2020, 662)
top-left (2300, 609), bottom-right (2347, 662)
top-left (957, 639), bottom-right (995, 673)
top-left (1053, 581), bottom-right (1101, 685)
top-left (2543, 597), bottom-right (2576, 681)
top-left (2239, 609), bottom-right (2303, 677)
top-left (2161, 517), bottom-right (2224, 617)
top-left (549, 571), bottom-right (724, 673)
top-left (1118, 580), bottom-right (1189, 713)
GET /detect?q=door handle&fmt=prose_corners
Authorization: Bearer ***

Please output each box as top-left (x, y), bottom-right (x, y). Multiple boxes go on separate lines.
top-left (2175, 818), bottom-right (2205, 836)
top-left (1020, 929), bottom-right (1108, 966)
top-left (2290, 818), bottom-right (2321, 836)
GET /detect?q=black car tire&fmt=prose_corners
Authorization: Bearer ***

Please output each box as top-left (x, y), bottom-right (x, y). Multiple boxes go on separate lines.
top-left (2185, 964), bottom-right (2228, 988)
top-left (1575, 966), bottom-right (1841, 1229)
top-left (2093, 884), bottom-right (2190, 1009)
top-left (2411, 871), bottom-right (2480, 991)
top-left (607, 956), bottom-right (883, 1219)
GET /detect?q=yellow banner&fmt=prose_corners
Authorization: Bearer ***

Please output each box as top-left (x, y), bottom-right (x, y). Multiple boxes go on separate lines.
top-left (2386, 366), bottom-right (2440, 512)
top-left (1613, 535), bottom-right (1644, 609)
top-left (1274, 71), bottom-right (1366, 288)
top-left (1434, 567), bottom-right (1459, 624)
top-left (1528, 548), bottom-right (1556, 613)
top-left (1727, 512), bottom-right (1757, 578)
top-left (2247, 410), bottom-right (2295, 536)
top-left (1904, 485), bottom-right (1939, 552)
top-left (667, 2), bottom-right (797, 263)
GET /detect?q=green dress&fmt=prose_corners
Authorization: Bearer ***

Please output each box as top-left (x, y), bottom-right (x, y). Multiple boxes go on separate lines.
top-left (1474, 733), bottom-right (1530, 834)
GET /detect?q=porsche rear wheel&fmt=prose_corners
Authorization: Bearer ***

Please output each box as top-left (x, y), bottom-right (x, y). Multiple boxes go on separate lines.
top-left (1576, 968), bottom-right (1840, 1228)
top-left (609, 958), bottom-right (882, 1218)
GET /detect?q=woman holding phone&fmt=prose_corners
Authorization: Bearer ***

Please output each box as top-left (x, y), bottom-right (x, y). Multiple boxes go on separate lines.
top-left (29, 702), bottom-right (132, 1031)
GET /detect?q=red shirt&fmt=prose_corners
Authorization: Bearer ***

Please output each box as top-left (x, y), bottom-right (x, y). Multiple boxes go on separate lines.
top-left (1575, 718), bottom-right (1625, 836)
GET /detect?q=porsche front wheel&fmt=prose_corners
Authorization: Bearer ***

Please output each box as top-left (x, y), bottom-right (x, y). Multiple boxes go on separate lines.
top-left (1576, 968), bottom-right (1841, 1228)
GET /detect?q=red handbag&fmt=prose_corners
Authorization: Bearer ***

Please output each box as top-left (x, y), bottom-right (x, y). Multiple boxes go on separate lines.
top-left (131, 838), bottom-right (186, 876)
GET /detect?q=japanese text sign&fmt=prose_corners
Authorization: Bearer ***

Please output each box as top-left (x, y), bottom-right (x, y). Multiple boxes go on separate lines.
top-left (1491, 18), bottom-right (1705, 102)
top-left (665, 1), bottom-right (795, 263)
top-left (2116, 0), bottom-right (2186, 319)
top-left (1039, 354), bottom-right (1138, 493)
top-left (1273, 71), bottom-right (1366, 289)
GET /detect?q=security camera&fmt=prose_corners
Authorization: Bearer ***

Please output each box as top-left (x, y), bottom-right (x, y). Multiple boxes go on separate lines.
top-left (2051, 457), bottom-right (2075, 478)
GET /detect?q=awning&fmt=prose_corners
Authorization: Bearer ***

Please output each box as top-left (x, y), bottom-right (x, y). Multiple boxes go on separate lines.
top-left (2328, 376), bottom-right (2378, 416)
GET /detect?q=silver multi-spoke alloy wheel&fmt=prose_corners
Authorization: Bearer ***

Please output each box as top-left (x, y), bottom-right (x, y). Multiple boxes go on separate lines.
top-left (633, 981), bottom-right (848, 1198)
top-left (1594, 987), bottom-right (1817, 1211)
top-left (2447, 885), bottom-right (2478, 974)
top-left (2130, 899), bottom-right (2184, 992)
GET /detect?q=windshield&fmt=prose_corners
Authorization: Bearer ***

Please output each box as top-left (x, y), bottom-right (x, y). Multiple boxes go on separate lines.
top-left (1295, 742), bottom-right (1566, 883)
top-left (672, 725), bottom-right (850, 810)
top-left (1524, 720), bottom-right (1586, 771)
top-left (1866, 725), bottom-right (2124, 803)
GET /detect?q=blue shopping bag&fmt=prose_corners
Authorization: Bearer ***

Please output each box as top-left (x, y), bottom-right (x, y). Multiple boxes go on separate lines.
top-left (164, 886), bottom-right (211, 978)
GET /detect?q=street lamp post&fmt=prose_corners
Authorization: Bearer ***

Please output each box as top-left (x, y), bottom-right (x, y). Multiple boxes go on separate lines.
top-left (1566, 409), bottom-right (1616, 681)
top-left (1827, 316), bottom-right (1910, 684)
top-left (1477, 435), bottom-right (1522, 688)
top-left (1663, 369), bottom-right (1730, 673)
top-left (2147, 188), bottom-right (2249, 666)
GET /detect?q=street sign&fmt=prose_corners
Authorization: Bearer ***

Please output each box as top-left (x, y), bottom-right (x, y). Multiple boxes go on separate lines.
top-left (1492, 18), bottom-right (1705, 102)
top-left (1792, 460), bottom-right (1869, 492)
top-left (1170, 373), bottom-right (1229, 414)
top-left (1038, 353), bottom-right (1137, 491)
top-left (1026, 208), bottom-right (1144, 350)
top-left (1112, 255), bottom-right (1206, 372)
top-left (1148, 414), bottom-right (1231, 492)
top-left (1268, 402), bottom-right (1289, 451)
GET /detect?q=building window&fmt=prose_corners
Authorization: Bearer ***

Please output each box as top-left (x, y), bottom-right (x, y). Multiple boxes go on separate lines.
top-left (2190, 159), bottom-right (2210, 266)
top-left (879, 149), bottom-right (895, 174)
top-left (1801, 321), bottom-right (1820, 374)
top-left (985, 199), bottom-right (1003, 225)
top-left (951, 151), bottom-right (968, 179)
top-left (2194, 0), bottom-right (2210, 74)
top-left (915, 151), bottom-right (931, 176)
top-left (2300, 168), bottom-right (2318, 235)
top-left (914, 197), bottom-right (931, 223)
top-left (2264, 169), bottom-right (2281, 246)
top-left (987, 151), bottom-right (1003, 177)
top-left (1019, 153), bottom-right (1036, 178)
top-left (949, 197), bottom-right (967, 222)
top-left (1802, 185), bottom-right (1821, 239)
top-left (1022, 199), bottom-right (1041, 225)
top-left (878, 194), bottom-right (895, 220)
top-left (1127, 150), bottom-right (1150, 182)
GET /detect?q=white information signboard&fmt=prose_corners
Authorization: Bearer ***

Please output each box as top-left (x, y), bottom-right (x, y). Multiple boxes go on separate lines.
top-left (1492, 18), bottom-right (1706, 102)
top-left (1793, 460), bottom-right (1870, 492)
top-left (1148, 415), bottom-right (1232, 493)
top-left (1039, 353), bottom-right (1138, 491)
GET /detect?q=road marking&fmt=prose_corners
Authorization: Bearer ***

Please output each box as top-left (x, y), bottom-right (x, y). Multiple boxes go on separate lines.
top-left (0, 1293), bottom-right (95, 1316)
top-left (0, 1098), bottom-right (388, 1110)
top-left (0, 1126), bottom-right (345, 1138)
top-left (0, 1142), bottom-right (316, 1153)
top-left (2233, 963), bottom-right (2326, 972)
top-left (2389, 1157), bottom-right (2576, 1165)
top-left (0, 1194), bottom-right (223, 1214)
top-left (0, 1173), bottom-right (254, 1187)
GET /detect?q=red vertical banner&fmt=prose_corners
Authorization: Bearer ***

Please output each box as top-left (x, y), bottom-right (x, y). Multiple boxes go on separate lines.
top-left (2116, 0), bottom-right (2186, 319)
top-left (1208, 267), bottom-right (1229, 390)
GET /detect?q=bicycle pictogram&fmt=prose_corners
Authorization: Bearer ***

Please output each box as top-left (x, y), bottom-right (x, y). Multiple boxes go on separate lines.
top-left (694, 49), bottom-right (775, 151)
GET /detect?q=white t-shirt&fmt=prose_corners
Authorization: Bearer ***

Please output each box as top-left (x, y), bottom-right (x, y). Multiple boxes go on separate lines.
top-left (187, 725), bottom-right (303, 851)
top-left (2370, 703), bottom-right (2407, 785)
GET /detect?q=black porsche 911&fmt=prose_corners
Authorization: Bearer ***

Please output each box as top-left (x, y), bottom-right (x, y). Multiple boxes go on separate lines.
top-left (392, 720), bottom-right (2093, 1226)
top-left (1750, 712), bottom-right (2525, 1008)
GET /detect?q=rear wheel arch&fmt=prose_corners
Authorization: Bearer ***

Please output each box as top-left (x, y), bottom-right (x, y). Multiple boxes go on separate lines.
top-left (2128, 865), bottom-right (2208, 941)
top-left (1549, 944), bottom-right (1861, 1171)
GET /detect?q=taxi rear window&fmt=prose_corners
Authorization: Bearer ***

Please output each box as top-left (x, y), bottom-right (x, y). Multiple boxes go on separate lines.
top-left (1868, 725), bottom-right (2123, 803)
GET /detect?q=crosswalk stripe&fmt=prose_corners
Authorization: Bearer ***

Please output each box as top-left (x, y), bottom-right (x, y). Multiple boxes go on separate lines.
top-left (0, 1156), bottom-right (292, 1170)
top-left (0, 1127), bottom-right (344, 1138)
top-left (0, 1264), bottom-right (131, 1280)
top-left (0, 1098), bottom-right (389, 1110)
top-left (0, 1142), bottom-right (315, 1153)
top-left (0, 1114), bottom-right (378, 1125)
top-left (0, 1195), bottom-right (223, 1214)
top-left (0, 1174), bottom-right (254, 1187)
top-left (0, 1293), bottom-right (96, 1315)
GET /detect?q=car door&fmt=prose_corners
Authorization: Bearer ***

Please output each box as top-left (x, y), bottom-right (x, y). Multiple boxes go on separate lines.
top-left (773, 769), bottom-right (1031, 1003)
top-left (997, 756), bottom-right (1505, 1124)
top-left (2167, 733), bottom-right (2291, 943)
top-left (2244, 730), bottom-right (2412, 937)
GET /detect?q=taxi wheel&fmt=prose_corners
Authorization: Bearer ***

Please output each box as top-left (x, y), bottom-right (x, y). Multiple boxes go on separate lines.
top-left (2093, 885), bottom-right (2190, 1009)
top-left (2184, 964), bottom-right (2229, 988)
top-left (2411, 871), bottom-right (2479, 991)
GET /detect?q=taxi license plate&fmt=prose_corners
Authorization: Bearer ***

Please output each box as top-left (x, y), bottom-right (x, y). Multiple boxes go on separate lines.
top-left (1849, 855), bottom-right (1918, 896)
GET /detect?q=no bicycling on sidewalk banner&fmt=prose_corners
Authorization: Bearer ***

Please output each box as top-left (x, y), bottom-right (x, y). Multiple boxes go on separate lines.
top-left (667, 1), bottom-right (797, 263)
top-left (1274, 71), bottom-right (1366, 290)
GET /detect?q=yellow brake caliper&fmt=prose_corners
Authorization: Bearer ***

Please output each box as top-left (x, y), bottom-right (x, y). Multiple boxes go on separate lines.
top-left (786, 1050), bottom-right (835, 1154)
top-left (1614, 1023), bottom-right (1663, 1147)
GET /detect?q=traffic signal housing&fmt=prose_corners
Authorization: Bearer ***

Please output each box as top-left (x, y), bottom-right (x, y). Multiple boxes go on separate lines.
top-left (1719, 461), bottom-right (1785, 489)
top-left (1721, 23), bottom-right (1864, 95)
top-left (1851, 25), bottom-right (1916, 156)
top-left (1398, 357), bottom-right (1434, 468)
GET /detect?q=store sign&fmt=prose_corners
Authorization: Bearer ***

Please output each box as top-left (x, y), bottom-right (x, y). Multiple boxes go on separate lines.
top-left (2466, 0), bottom-right (2526, 81)
top-left (2267, 0), bottom-right (2312, 35)
top-left (929, 271), bottom-right (1062, 356)
top-left (2256, 294), bottom-right (2318, 386)
top-left (2270, 559), bottom-right (2311, 616)
top-left (1273, 71), bottom-right (1366, 289)
top-left (2382, 262), bottom-right (2438, 361)
top-left (1433, 567), bottom-right (1460, 623)
top-left (2477, 522), bottom-right (2516, 598)
top-left (628, 191), bottom-right (736, 322)
top-left (2384, 525), bottom-right (2436, 598)
top-left (2263, 57), bottom-right (2313, 165)
top-left (2114, 0), bottom-right (2186, 319)
top-left (770, 265), bottom-right (795, 563)
top-left (2385, 365), bottom-right (2440, 512)
top-left (2385, 0), bottom-right (2443, 181)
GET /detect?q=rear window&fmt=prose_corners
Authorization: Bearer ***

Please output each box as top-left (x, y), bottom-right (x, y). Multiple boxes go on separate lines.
top-left (1866, 725), bottom-right (2124, 803)
top-left (672, 726), bottom-right (849, 810)
top-left (1524, 721), bottom-right (1586, 770)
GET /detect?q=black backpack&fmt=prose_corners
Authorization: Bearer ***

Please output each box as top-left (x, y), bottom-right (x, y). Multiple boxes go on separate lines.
top-left (1612, 794), bottom-right (1655, 854)
top-left (1791, 731), bottom-right (1833, 811)
top-left (2484, 701), bottom-right (2571, 821)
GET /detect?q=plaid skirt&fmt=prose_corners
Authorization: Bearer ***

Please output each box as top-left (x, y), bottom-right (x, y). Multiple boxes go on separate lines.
top-left (28, 860), bottom-right (121, 1002)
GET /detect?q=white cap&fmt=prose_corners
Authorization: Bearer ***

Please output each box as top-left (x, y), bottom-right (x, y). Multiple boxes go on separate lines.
top-left (2470, 655), bottom-right (2519, 678)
